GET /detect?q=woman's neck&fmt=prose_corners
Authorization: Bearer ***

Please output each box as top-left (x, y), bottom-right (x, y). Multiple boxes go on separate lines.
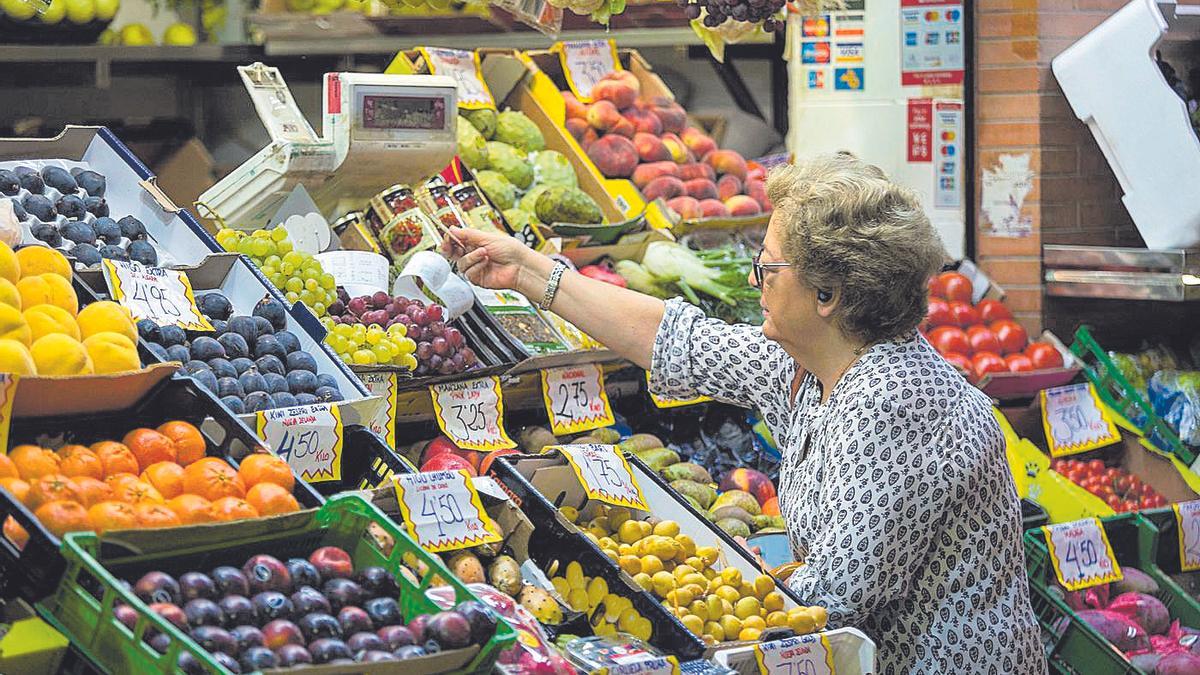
top-left (789, 333), bottom-right (866, 404)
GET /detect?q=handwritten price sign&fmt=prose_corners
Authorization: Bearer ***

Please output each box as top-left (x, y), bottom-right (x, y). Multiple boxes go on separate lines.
top-left (754, 634), bottom-right (835, 675)
top-left (419, 47), bottom-right (495, 110)
top-left (393, 470), bottom-right (502, 553)
top-left (555, 444), bottom-right (647, 511)
top-left (430, 376), bottom-right (516, 452)
top-left (103, 259), bottom-right (213, 331)
top-left (0, 374), bottom-right (18, 455)
top-left (255, 403), bottom-right (344, 483)
top-left (557, 39), bottom-right (621, 102)
top-left (1040, 382), bottom-right (1121, 457)
top-left (541, 363), bottom-right (614, 435)
top-left (1042, 518), bottom-right (1123, 591)
top-left (1176, 500), bottom-right (1200, 572)
top-left (604, 655), bottom-right (680, 675)
top-left (359, 371), bottom-right (398, 451)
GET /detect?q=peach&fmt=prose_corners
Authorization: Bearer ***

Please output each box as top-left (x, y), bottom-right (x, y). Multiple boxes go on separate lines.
top-left (717, 174), bottom-right (743, 202)
top-left (587, 134), bottom-right (639, 178)
top-left (586, 100), bottom-right (623, 132)
top-left (725, 194), bottom-right (762, 217)
top-left (649, 98), bottom-right (687, 134)
top-left (661, 133), bottom-right (689, 164)
top-left (704, 150), bottom-right (749, 180)
top-left (745, 178), bottom-right (770, 211)
top-left (590, 80), bottom-right (638, 110)
top-left (681, 127), bottom-right (717, 158)
top-left (677, 163), bottom-right (716, 182)
top-left (565, 118), bottom-right (589, 143)
top-left (634, 133), bottom-right (672, 163)
top-left (666, 196), bottom-right (702, 220)
top-left (625, 108), bottom-right (663, 136)
top-left (747, 164), bottom-right (767, 182)
top-left (631, 161), bottom-right (680, 189)
top-left (602, 70), bottom-right (641, 96)
top-left (698, 199), bottom-right (730, 218)
top-left (563, 91), bottom-right (587, 121)
top-left (642, 176), bottom-right (686, 201)
top-left (611, 117), bottom-right (636, 139)
top-left (580, 127), bottom-right (600, 152)
top-left (683, 178), bottom-right (719, 201)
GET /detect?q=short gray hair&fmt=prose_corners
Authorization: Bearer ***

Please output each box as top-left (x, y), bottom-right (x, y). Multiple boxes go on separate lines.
top-left (766, 154), bottom-right (947, 343)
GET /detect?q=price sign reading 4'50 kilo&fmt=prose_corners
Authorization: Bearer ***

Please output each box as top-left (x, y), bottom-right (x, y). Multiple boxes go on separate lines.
top-left (1042, 518), bottom-right (1123, 591)
top-left (556, 444), bottom-right (647, 511)
top-left (103, 259), bottom-right (213, 331)
top-left (430, 376), bottom-right (516, 452)
top-left (256, 403), bottom-right (344, 483)
top-left (393, 470), bottom-right (503, 553)
top-left (1176, 500), bottom-right (1200, 572)
top-left (541, 363), bottom-right (614, 436)
top-left (754, 633), bottom-right (835, 675)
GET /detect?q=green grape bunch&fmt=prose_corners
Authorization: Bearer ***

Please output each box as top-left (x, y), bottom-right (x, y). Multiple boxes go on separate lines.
top-left (321, 319), bottom-right (418, 369)
top-left (215, 227), bottom-right (340, 318)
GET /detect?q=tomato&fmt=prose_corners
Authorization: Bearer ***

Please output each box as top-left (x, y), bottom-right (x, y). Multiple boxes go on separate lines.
top-left (932, 272), bottom-right (973, 304)
top-left (1087, 459), bottom-right (1105, 475)
top-left (1153, 494), bottom-right (1169, 508)
top-left (977, 298), bottom-right (1012, 324)
top-left (926, 298), bottom-right (954, 327)
top-left (1004, 354), bottom-right (1034, 372)
top-left (965, 326), bottom-right (1000, 354)
top-left (1025, 342), bottom-right (1064, 369)
top-left (941, 350), bottom-right (972, 372)
top-left (950, 301), bottom-right (981, 327)
top-left (971, 351), bottom-right (1007, 380)
top-left (989, 320), bottom-right (1028, 354)
top-left (928, 326), bottom-right (970, 355)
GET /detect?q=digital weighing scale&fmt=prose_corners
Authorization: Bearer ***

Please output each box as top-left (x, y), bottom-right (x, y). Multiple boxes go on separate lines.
top-left (198, 63), bottom-right (459, 231)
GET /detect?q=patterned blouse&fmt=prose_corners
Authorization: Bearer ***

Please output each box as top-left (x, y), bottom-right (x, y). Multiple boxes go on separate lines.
top-left (649, 300), bottom-right (1047, 674)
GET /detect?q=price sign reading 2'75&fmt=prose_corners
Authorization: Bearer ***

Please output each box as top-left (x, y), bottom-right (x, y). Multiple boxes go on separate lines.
top-left (541, 363), bottom-right (614, 436)
top-left (754, 633), bottom-right (835, 675)
top-left (256, 403), bottom-right (344, 483)
top-left (102, 259), bottom-right (213, 331)
top-left (556, 444), bottom-right (647, 511)
top-left (429, 376), bottom-right (516, 452)
top-left (1042, 518), bottom-right (1123, 591)
top-left (393, 470), bottom-right (502, 553)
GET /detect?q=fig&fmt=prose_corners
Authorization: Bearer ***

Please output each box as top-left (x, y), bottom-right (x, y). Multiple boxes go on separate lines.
top-left (338, 605), bottom-right (374, 635)
top-left (261, 619), bottom-right (304, 650)
top-left (291, 585), bottom-right (332, 616)
top-left (178, 652), bottom-right (205, 675)
top-left (190, 625), bottom-right (237, 656)
top-left (212, 652), bottom-right (241, 673)
top-left (275, 643), bottom-right (313, 667)
top-left (178, 572), bottom-right (217, 601)
top-left (218, 595), bottom-right (254, 627)
top-left (243, 554), bottom-right (292, 594)
top-left (347, 631), bottom-right (386, 653)
top-left (406, 614), bottom-right (430, 643)
top-left (211, 566), bottom-right (250, 597)
top-left (425, 610), bottom-right (472, 649)
top-left (364, 597), bottom-right (402, 627)
top-left (298, 612), bottom-right (342, 641)
top-left (183, 598), bottom-right (224, 627)
top-left (286, 558), bottom-right (323, 589)
top-left (113, 603), bottom-right (138, 631)
top-left (323, 578), bottom-right (365, 612)
top-left (147, 603), bottom-right (188, 633)
top-left (377, 624), bottom-right (416, 650)
top-left (356, 566), bottom-right (399, 597)
top-left (309, 638), bottom-right (353, 664)
top-left (135, 571), bottom-right (181, 606)
top-left (251, 591), bottom-right (294, 623)
top-left (309, 546), bottom-right (353, 579)
top-left (148, 632), bottom-right (171, 654)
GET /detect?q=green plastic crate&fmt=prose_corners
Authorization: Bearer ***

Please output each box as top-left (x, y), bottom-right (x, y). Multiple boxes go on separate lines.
top-left (1024, 512), bottom-right (1200, 674)
top-left (36, 494), bottom-right (515, 675)
top-left (1069, 325), bottom-right (1191, 466)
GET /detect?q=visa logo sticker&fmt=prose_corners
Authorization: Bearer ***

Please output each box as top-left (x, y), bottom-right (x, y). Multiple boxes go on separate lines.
top-left (835, 43), bottom-right (864, 63)
top-left (801, 42), bottom-right (831, 64)
top-left (834, 67), bottom-right (864, 91)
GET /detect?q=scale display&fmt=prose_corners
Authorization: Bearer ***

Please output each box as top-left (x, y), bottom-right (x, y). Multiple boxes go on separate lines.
top-left (361, 95), bottom-right (447, 131)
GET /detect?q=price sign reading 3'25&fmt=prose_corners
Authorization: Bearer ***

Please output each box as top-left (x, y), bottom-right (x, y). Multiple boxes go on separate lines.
top-left (256, 403), bottom-right (344, 483)
top-left (103, 259), bottom-right (213, 331)
top-left (1042, 518), bottom-right (1123, 591)
top-left (556, 444), bottom-right (647, 511)
top-left (393, 470), bottom-right (503, 553)
top-left (541, 363), bottom-right (614, 435)
top-left (430, 376), bottom-right (516, 452)
top-left (754, 633), bottom-right (835, 675)
top-left (1176, 500), bottom-right (1200, 572)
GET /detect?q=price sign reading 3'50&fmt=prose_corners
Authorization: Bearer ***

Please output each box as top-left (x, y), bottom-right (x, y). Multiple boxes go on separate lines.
top-left (541, 363), bottom-right (614, 435)
top-left (103, 259), bottom-right (213, 331)
top-left (556, 444), bottom-right (647, 511)
top-left (256, 403), bottom-right (344, 483)
top-left (430, 376), bottom-right (516, 451)
top-left (1042, 518), bottom-right (1123, 591)
top-left (393, 470), bottom-right (502, 552)
top-left (754, 634), bottom-right (835, 675)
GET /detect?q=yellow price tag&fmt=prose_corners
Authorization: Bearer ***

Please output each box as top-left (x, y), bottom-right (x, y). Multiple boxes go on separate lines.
top-left (0, 374), bottom-right (18, 454)
top-left (645, 371), bottom-right (710, 409)
top-left (393, 470), bottom-right (503, 553)
top-left (555, 39), bottom-right (621, 103)
top-left (1175, 500), bottom-right (1200, 572)
top-left (1041, 382), bottom-right (1121, 457)
top-left (358, 371), bottom-right (398, 449)
top-left (754, 633), bottom-right (835, 675)
top-left (255, 403), bottom-right (344, 483)
top-left (1042, 518), bottom-right (1123, 591)
top-left (103, 259), bottom-right (213, 332)
top-left (430, 376), bottom-right (516, 452)
top-left (555, 444), bottom-right (647, 511)
top-left (541, 363), bottom-right (615, 436)
top-left (418, 47), bottom-right (495, 110)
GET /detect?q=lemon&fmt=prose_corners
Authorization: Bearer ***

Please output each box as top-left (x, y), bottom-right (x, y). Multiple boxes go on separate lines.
top-left (734, 596), bottom-right (761, 620)
top-left (719, 615), bottom-right (742, 638)
top-left (558, 506), bottom-right (578, 523)
top-left (0, 304), bottom-right (30, 346)
top-left (703, 568), bottom-right (717, 580)
top-left (76, 300), bottom-right (136, 342)
top-left (810, 605), bottom-right (829, 629)
top-left (636, 520), bottom-right (653, 539)
top-left (618, 544), bottom-right (635, 556)
top-left (0, 0), bottom-right (37, 21)
top-left (787, 610), bottom-right (816, 634)
top-left (680, 613), bottom-right (703, 635)
top-left (15, 246), bottom-right (69, 280)
top-left (629, 617), bottom-right (652, 642)
top-left (567, 588), bottom-right (588, 612)
top-left (84, 332), bottom-right (140, 374)
top-left (0, 339), bottom-right (36, 374)
top-left (93, 0), bottom-right (117, 19)
top-left (719, 566), bottom-right (743, 588)
top-left (597, 536), bottom-right (616, 550)
top-left (653, 520), bottom-right (680, 537)
top-left (716, 585), bottom-right (740, 605)
top-left (589, 515), bottom-right (610, 532)
top-left (608, 507), bottom-right (631, 530)
top-left (38, 0), bottom-right (65, 23)
top-left (651, 571), bottom-right (676, 597)
top-left (632, 572), bottom-right (653, 592)
top-left (587, 576), bottom-right (608, 607)
top-left (753, 574), bottom-right (776, 599)
top-left (0, 279), bottom-right (21, 310)
top-left (738, 627), bottom-right (762, 641)
top-left (65, 0), bottom-right (94, 24)
top-left (118, 23), bottom-right (155, 45)
top-left (565, 561), bottom-right (584, 588)
top-left (697, 546), bottom-right (720, 567)
top-left (24, 304), bottom-right (79, 342)
top-left (18, 274), bottom-right (77, 315)
top-left (705, 621), bottom-right (725, 641)
top-left (551, 576), bottom-right (570, 598)
top-left (31, 333), bottom-right (92, 375)
top-left (617, 519), bottom-right (643, 544)
top-left (640, 555), bottom-right (663, 575)
top-left (618, 555), bottom-right (641, 576)
top-left (162, 22), bottom-right (197, 45)
top-left (673, 564), bottom-right (696, 581)
top-left (616, 607), bottom-right (640, 631)
top-left (763, 590), bottom-right (786, 612)
top-left (675, 534), bottom-right (696, 559)
top-left (688, 600), bottom-right (708, 622)
top-left (766, 610), bottom-right (789, 628)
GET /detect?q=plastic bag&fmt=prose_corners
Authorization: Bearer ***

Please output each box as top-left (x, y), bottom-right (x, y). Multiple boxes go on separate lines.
top-left (1148, 370), bottom-right (1200, 446)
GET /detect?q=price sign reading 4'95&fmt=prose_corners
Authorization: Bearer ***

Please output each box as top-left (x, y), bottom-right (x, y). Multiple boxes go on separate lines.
top-left (430, 376), bottom-right (516, 452)
top-left (393, 470), bottom-right (502, 552)
top-left (754, 633), bottom-right (835, 675)
top-left (256, 403), bottom-right (344, 483)
top-left (541, 363), bottom-right (614, 436)
top-left (1042, 518), bottom-right (1123, 591)
top-left (102, 259), bottom-right (213, 331)
top-left (557, 444), bottom-right (647, 511)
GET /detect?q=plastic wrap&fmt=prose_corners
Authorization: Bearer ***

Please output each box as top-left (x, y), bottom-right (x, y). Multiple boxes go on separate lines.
top-left (1149, 370), bottom-right (1200, 447)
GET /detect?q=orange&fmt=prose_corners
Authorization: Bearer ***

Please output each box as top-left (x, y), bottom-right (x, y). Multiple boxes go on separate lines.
top-left (113, 479), bottom-right (163, 504)
top-left (0, 453), bottom-right (17, 479)
top-left (3, 516), bottom-right (28, 549)
top-left (73, 477), bottom-right (115, 507)
top-left (0, 477), bottom-right (30, 507)
top-left (166, 494), bottom-right (214, 525)
top-left (87, 501), bottom-right (137, 533)
top-left (34, 500), bottom-right (90, 538)
top-left (246, 483), bottom-right (300, 516)
top-left (104, 472), bottom-right (139, 492)
top-left (237, 453), bottom-right (295, 492)
top-left (9, 445), bottom-right (60, 480)
top-left (182, 458), bottom-right (245, 501)
top-left (209, 497), bottom-right (258, 522)
top-left (59, 448), bottom-right (104, 480)
top-left (122, 429), bottom-right (177, 473)
top-left (140, 462), bottom-right (184, 499)
top-left (27, 474), bottom-right (80, 509)
top-left (133, 502), bottom-right (182, 529)
top-left (156, 421), bottom-right (206, 467)
top-left (91, 442), bottom-right (138, 477)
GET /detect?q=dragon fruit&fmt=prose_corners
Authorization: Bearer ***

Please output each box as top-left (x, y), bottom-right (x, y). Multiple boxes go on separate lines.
top-left (1109, 592), bottom-right (1171, 636)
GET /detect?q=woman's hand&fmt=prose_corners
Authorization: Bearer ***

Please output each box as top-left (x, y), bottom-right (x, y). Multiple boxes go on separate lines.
top-left (441, 227), bottom-right (552, 297)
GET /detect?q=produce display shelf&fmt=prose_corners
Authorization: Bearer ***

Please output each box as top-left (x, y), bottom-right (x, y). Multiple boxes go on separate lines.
top-left (0, 45), bottom-right (258, 63)
top-left (1043, 244), bottom-right (1200, 301)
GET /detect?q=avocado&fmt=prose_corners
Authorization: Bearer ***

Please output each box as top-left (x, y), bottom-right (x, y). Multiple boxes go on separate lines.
top-left (716, 518), bottom-right (752, 538)
top-left (711, 505), bottom-right (755, 526)
top-left (618, 434), bottom-right (663, 454)
top-left (635, 448), bottom-right (679, 471)
top-left (662, 462), bottom-right (713, 485)
top-left (712, 490), bottom-right (762, 516)
top-left (752, 515), bottom-right (786, 532)
top-left (670, 479), bottom-right (717, 510)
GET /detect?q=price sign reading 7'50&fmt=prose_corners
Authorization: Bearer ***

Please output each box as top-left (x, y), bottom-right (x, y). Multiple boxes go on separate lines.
top-left (556, 444), bottom-right (647, 511)
top-left (429, 376), bottom-right (516, 452)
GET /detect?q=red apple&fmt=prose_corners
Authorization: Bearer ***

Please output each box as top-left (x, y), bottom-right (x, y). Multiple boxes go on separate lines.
top-left (420, 453), bottom-right (477, 476)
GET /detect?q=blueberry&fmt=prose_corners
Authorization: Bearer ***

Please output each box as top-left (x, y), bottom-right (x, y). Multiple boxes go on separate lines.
top-left (118, 216), bottom-right (147, 241)
top-left (16, 169), bottom-right (42, 195)
top-left (227, 316), bottom-right (259, 345)
top-left (221, 396), bottom-right (246, 414)
top-left (263, 372), bottom-right (289, 394)
top-left (92, 217), bottom-right (122, 244)
top-left (22, 194), bottom-right (56, 222)
top-left (314, 386), bottom-right (343, 403)
top-left (158, 325), bottom-right (187, 347)
top-left (71, 243), bottom-right (102, 266)
top-left (217, 377), bottom-right (244, 398)
top-left (316, 374), bottom-right (339, 391)
top-left (239, 370), bottom-right (267, 394)
top-left (75, 170), bottom-right (106, 197)
top-left (286, 370), bottom-right (318, 395)
top-left (295, 393), bottom-right (319, 405)
top-left (166, 344), bottom-right (191, 363)
top-left (253, 297), bottom-right (288, 332)
top-left (137, 319), bottom-right (162, 343)
top-left (271, 392), bottom-right (299, 409)
top-left (41, 166), bottom-right (78, 194)
top-left (55, 195), bottom-right (87, 220)
top-left (0, 170), bottom-right (19, 196)
top-left (146, 342), bottom-right (170, 361)
top-left (9, 198), bottom-right (26, 221)
top-left (198, 293), bottom-right (233, 321)
top-left (275, 331), bottom-right (301, 354)
top-left (191, 369), bottom-right (219, 395)
top-left (231, 357), bottom-right (255, 375)
top-left (30, 223), bottom-right (61, 247)
top-left (60, 221), bottom-right (96, 246)
top-left (217, 333), bottom-right (249, 360)
top-left (254, 335), bottom-right (286, 361)
top-left (127, 241), bottom-right (158, 266)
top-left (252, 316), bottom-right (275, 337)
top-left (191, 336), bottom-right (226, 361)
top-left (286, 351), bottom-right (318, 374)
top-left (84, 196), bottom-right (108, 217)
top-left (99, 245), bottom-right (128, 261)
top-left (243, 391), bottom-right (273, 412)
top-left (208, 358), bottom-right (237, 379)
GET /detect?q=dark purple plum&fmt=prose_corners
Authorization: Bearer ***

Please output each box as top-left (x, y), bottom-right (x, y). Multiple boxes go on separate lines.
top-left (177, 652), bottom-right (205, 675)
top-left (261, 619), bottom-right (304, 650)
top-left (455, 600), bottom-right (498, 644)
top-left (298, 612), bottom-right (342, 641)
top-left (178, 572), bottom-right (217, 601)
top-left (230, 625), bottom-right (264, 651)
top-left (239, 646), bottom-right (278, 670)
top-left (147, 603), bottom-right (188, 633)
top-left (210, 566), bottom-right (250, 597)
top-left (309, 638), bottom-right (353, 664)
top-left (148, 632), bottom-right (171, 654)
top-left (394, 645), bottom-right (428, 660)
top-left (358, 649), bottom-right (397, 662)
top-left (291, 585), bottom-right (332, 616)
top-left (322, 578), bottom-right (365, 612)
top-left (423, 639), bottom-right (442, 654)
top-left (425, 610), bottom-right (472, 649)
top-left (218, 595), bottom-right (255, 627)
top-left (364, 597), bottom-right (402, 628)
top-left (212, 651), bottom-right (242, 673)
top-left (347, 631), bottom-right (386, 653)
top-left (356, 566), bottom-right (400, 598)
top-left (183, 598), bottom-right (224, 627)
top-left (113, 603), bottom-right (138, 631)
top-left (190, 625), bottom-right (237, 656)
top-left (406, 614), bottom-right (430, 643)
top-left (275, 643), bottom-right (314, 667)
top-left (338, 605), bottom-right (373, 635)
top-left (134, 571), bottom-right (181, 606)
top-left (377, 624), bottom-right (416, 650)
top-left (251, 591), bottom-right (294, 623)
top-left (286, 558), bottom-right (322, 589)
top-left (243, 554), bottom-right (292, 594)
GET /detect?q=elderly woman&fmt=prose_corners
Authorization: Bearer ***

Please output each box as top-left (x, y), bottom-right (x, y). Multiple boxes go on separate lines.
top-left (445, 153), bottom-right (1045, 674)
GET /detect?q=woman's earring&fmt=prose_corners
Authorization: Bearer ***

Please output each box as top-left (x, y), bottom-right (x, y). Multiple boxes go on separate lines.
top-left (817, 289), bottom-right (833, 303)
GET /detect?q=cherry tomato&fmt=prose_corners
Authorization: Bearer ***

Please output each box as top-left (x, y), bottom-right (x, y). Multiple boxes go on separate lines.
top-left (977, 298), bottom-right (1013, 324)
top-left (932, 272), bottom-right (974, 304)
top-left (929, 326), bottom-right (971, 356)
top-left (1004, 354), bottom-right (1034, 372)
top-left (1106, 495), bottom-right (1123, 510)
top-left (966, 326), bottom-right (1000, 354)
top-left (941, 351), bottom-right (973, 374)
top-left (1087, 459), bottom-right (1106, 475)
top-left (971, 351), bottom-right (1007, 380)
top-left (1140, 495), bottom-right (1158, 510)
top-left (990, 320), bottom-right (1029, 354)
top-left (926, 298), bottom-right (954, 327)
top-left (1025, 342), bottom-right (1065, 369)
top-left (950, 301), bottom-right (981, 327)
top-left (1153, 494), bottom-right (1169, 508)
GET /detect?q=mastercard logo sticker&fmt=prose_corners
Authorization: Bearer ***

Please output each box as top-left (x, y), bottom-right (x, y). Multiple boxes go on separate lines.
top-left (925, 10), bottom-right (939, 21)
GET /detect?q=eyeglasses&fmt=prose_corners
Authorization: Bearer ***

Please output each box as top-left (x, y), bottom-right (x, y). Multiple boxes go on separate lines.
top-left (751, 248), bottom-right (792, 288)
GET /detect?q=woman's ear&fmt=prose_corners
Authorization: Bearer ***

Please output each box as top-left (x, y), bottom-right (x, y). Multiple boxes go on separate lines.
top-left (815, 287), bottom-right (840, 318)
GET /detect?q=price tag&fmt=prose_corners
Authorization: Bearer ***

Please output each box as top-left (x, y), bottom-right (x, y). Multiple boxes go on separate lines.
top-left (358, 371), bottom-right (398, 450)
top-left (103, 260), bottom-right (213, 331)
top-left (555, 444), bottom-right (647, 510)
top-left (255, 403), bottom-right (344, 483)
top-left (0, 374), bottom-right (18, 455)
top-left (1040, 382), bottom-right (1121, 457)
top-left (541, 363), bottom-right (614, 435)
top-left (419, 47), bottom-right (495, 110)
top-left (430, 376), bottom-right (516, 452)
top-left (393, 470), bottom-right (503, 553)
top-left (1175, 500), bottom-right (1200, 571)
top-left (754, 633), bottom-right (835, 675)
top-left (645, 371), bottom-right (711, 409)
top-left (1041, 518), bottom-right (1123, 591)
top-left (599, 654), bottom-right (680, 675)
top-left (555, 39), bottom-right (621, 103)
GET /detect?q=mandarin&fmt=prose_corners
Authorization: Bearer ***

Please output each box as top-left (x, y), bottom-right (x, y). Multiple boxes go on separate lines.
top-left (9, 445), bottom-right (60, 480)
top-left (166, 494), bottom-right (213, 525)
top-left (133, 502), bottom-right (182, 528)
top-left (87, 501), bottom-right (137, 533)
top-left (72, 476), bottom-right (114, 507)
top-left (156, 421), bottom-right (206, 466)
top-left (27, 474), bottom-right (80, 509)
top-left (0, 453), bottom-right (16, 479)
top-left (113, 479), bottom-right (164, 504)
top-left (122, 429), bottom-right (177, 472)
top-left (237, 453), bottom-right (294, 492)
top-left (140, 462), bottom-right (184, 499)
top-left (246, 482), bottom-right (300, 516)
top-left (91, 441), bottom-right (138, 477)
top-left (34, 500), bottom-right (90, 537)
top-left (182, 458), bottom-right (244, 501)
top-left (59, 448), bottom-right (104, 480)
top-left (0, 477), bottom-right (30, 505)
top-left (209, 497), bottom-right (258, 522)
top-left (2, 515), bottom-right (27, 549)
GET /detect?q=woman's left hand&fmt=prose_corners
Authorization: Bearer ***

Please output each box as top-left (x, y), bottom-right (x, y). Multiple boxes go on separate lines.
top-left (734, 535), bottom-right (768, 572)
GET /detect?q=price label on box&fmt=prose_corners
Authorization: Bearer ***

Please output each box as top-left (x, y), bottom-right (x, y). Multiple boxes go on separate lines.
top-left (754, 633), bottom-right (835, 675)
top-left (556, 39), bottom-right (621, 102)
top-left (256, 403), bottom-right (344, 483)
top-left (103, 259), bottom-right (213, 332)
top-left (645, 371), bottom-right (711, 409)
top-left (358, 371), bottom-right (398, 451)
top-left (541, 363), bottom-right (614, 435)
top-left (393, 470), bottom-right (503, 552)
top-left (1040, 382), bottom-right (1121, 457)
top-left (419, 47), bottom-right (495, 110)
top-left (1175, 500), bottom-right (1200, 572)
top-left (555, 444), bottom-right (647, 511)
top-left (604, 654), bottom-right (680, 675)
top-left (1042, 518), bottom-right (1123, 591)
top-left (430, 376), bottom-right (516, 452)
